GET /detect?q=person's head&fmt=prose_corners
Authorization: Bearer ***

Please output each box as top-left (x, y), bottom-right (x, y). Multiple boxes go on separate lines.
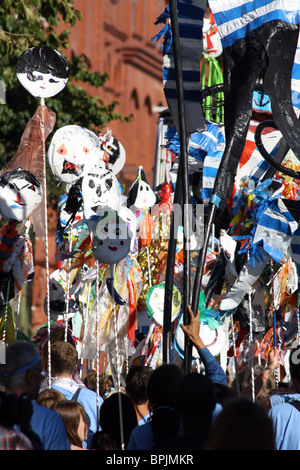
top-left (176, 372), bottom-right (216, 437)
top-left (99, 375), bottom-right (115, 399)
top-left (98, 391), bottom-right (138, 450)
top-left (289, 345), bottom-right (300, 391)
top-left (51, 400), bottom-right (88, 448)
top-left (36, 388), bottom-right (66, 408)
top-left (83, 371), bottom-right (115, 398)
top-left (205, 398), bottom-right (275, 450)
top-left (147, 364), bottom-right (185, 447)
top-left (0, 341), bottom-right (44, 399)
top-left (50, 341), bottom-right (78, 378)
top-left (147, 363), bottom-right (184, 411)
top-left (125, 365), bottom-right (151, 405)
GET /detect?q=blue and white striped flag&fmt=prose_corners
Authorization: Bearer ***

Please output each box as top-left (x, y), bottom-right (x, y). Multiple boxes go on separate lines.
top-left (251, 196), bottom-right (298, 264)
top-left (208, 0), bottom-right (300, 50)
top-left (153, 0), bottom-right (207, 135)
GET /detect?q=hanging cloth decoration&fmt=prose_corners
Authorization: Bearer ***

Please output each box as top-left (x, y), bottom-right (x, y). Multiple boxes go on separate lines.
top-left (152, 0), bottom-right (207, 135)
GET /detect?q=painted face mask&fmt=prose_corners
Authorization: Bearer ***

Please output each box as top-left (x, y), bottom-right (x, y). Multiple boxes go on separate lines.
top-left (16, 45), bottom-right (69, 98)
top-left (0, 168), bottom-right (43, 223)
top-left (46, 268), bottom-right (79, 321)
top-left (99, 132), bottom-right (126, 175)
top-left (88, 208), bottom-right (132, 264)
top-left (82, 167), bottom-right (122, 219)
top-left (48, 125), bottom-right (101, 184)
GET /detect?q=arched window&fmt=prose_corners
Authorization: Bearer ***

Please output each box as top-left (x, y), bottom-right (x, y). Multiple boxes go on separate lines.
top-left (144, 96), bottom-right (152, 115)
top-left (131, 89), bottom-right (139, 109)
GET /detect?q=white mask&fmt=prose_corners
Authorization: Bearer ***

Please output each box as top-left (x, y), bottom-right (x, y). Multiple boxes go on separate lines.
top-left (48, 125), bottom-right (101, 184)
top-left (0, 169), bottom-right (43, 223)
top-left (82, 167), bottom-right (122, 219)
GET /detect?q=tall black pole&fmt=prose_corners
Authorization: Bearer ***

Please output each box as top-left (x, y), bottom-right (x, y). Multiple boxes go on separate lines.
top-left (162, 0), bottom-right (191, 372)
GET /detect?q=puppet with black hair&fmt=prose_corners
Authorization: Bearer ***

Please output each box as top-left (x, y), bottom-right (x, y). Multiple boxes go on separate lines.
top-left (0, 168), bottom-right (43, 313)
top-left (16, 45), bottom-right (69, 99)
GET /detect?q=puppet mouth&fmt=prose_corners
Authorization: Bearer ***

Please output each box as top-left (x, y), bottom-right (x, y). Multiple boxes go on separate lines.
top-left (62, 160), bottom-right (82, 175)
top-left (108, 246), bottom-right (118, 251)
top-left (12, 202), bottom-right (25, 207)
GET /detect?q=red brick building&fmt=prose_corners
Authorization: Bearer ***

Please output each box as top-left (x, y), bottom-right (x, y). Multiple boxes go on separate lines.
top-left (30, 0), bottom-right (168, 332)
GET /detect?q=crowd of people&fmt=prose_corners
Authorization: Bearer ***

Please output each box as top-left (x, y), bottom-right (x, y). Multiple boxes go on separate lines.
top-left (0, 303), bottom-right (299, 451)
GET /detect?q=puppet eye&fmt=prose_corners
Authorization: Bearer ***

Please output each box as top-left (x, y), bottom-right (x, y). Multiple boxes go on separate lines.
top-left (57, 144), bottom-right (67, 155)
top-left (49, 78), bottom-right (59, 83)
top-left (82, 147), bottom-right (90, 154)
top-left (29, 185), bottom-right (36, 192)
top-left (9, 183), bottom-right (15, 190)
top-left (27, 72), bottom-right (43, 82)
top-left (105, 178), bottom-right (113, 190)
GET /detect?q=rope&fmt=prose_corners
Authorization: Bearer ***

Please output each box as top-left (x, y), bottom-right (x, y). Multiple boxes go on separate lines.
top-left (1, 277), bottom-right (10, 346)
top-left (64, 226), bottom-right (73, 341)
top-left (111, 263), bottom-right (125, 451)
top-left (270, 260), bottom-right (279, 392)
top-left (95, 260), bottom-right (100, 429)
top-left (248, 287), bottom-right (255, 403)
top-left (230, 313), bottom-right (240, 396)
top-left (40, 98), bottom-right (52, 389)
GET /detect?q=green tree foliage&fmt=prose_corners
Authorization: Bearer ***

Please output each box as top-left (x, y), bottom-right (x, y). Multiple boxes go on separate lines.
top-left (0, 0), bottom-right (131, 205)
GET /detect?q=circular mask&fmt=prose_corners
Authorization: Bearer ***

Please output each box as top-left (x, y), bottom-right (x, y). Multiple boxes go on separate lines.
top-left (16, 45), bottom-right (69, 98)
top-left (174, 318), bottom-right (227, 359)
top-left (88, 207), bottom-right (133, 264)
top-left (99, 132), bottom-right (126, 175)
top-left (0, 168), bottom-right (43, 223)
top-left (48, 125), bottom-right (101, 184)
top-left (146, 283), bottom-right (181, 326)
top-left (82, 167), bottom-right (122, 219)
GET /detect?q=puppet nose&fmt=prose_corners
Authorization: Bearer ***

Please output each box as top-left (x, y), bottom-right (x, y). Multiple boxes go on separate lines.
top-left (16, 192), bottom-right (21, 203)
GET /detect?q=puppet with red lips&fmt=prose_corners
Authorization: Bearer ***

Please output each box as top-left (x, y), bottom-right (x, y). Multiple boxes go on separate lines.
top-left (0, 168), bottom-right (43, 314)
top-left (48, 124), bottom-right (101, 186)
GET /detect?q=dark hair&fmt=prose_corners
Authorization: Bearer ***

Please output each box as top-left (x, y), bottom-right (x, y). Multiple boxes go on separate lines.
top-left (125, 365), bottom-right (151, 405)
top-left (147, 364), bottom-right (184, 448)
top-left (16, 45), bottom-right (69, 78)
top-left (289, 345), bottom-right (300, 384)
top-left (205, 398), bottom-right (275, 450)
top-left (0, 168), bottom-right (41, 189)
top-left (83, 371), bottom-right (114, 398)
top-left (97, 392), bottom-right (138, 450)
